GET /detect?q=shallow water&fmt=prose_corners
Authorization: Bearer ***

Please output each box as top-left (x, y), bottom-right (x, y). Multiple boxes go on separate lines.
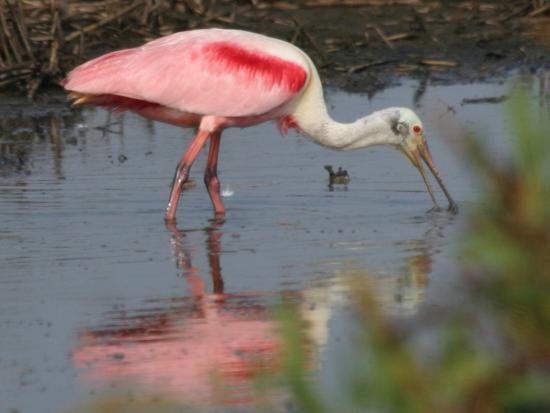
top-left (0, 76), bottom-right (543, 412)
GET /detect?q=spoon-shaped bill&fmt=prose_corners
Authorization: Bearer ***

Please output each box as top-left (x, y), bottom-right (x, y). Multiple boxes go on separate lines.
top-left (401, 138), bottom-right (459, 214)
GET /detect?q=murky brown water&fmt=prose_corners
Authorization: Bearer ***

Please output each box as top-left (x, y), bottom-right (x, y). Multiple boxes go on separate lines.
top-left (1, 76), bottom-right (543, 412)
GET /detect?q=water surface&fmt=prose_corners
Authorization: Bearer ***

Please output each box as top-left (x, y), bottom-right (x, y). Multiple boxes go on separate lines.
top-left (0, 77), bottom-right (538, 412)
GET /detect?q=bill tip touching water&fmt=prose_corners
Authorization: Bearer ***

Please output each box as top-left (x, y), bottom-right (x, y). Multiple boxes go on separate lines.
top-left (392, 108), bottom-right (458, 214)
top-left (62, 28), bottom-right (458, 221)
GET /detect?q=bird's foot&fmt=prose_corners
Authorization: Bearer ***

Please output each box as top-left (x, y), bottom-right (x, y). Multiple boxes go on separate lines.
top-left (427, 206), bottom-right (443, 214)
top-left (209, 213), bottom-right (226, 226)
top-left (447, 201), bottom-right (459, 215)
top-left (164, 213), bottom-right (178, 224)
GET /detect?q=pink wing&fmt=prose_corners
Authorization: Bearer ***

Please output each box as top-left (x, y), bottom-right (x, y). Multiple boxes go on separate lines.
top-left (62, 30), bottom-right (309, 117)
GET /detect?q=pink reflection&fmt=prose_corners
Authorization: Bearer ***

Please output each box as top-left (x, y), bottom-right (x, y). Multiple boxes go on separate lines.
top-left (72, 222), bottom-right (282, 406)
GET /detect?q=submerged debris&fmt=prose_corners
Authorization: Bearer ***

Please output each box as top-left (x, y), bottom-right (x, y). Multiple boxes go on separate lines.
top-left (182, 178), bottom-right (196, 192)
top-left (461, 95), bottom-right (509, 105)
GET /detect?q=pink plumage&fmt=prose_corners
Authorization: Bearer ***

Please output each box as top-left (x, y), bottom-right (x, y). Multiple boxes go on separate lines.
top-left (63, 30), bottom-right (308, 117)
top-left (63, 29), bottom-right (312, 221)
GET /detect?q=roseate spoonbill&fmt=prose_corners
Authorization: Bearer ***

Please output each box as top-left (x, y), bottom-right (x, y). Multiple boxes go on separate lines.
top-left (62, 28), bottom-right (458, 221)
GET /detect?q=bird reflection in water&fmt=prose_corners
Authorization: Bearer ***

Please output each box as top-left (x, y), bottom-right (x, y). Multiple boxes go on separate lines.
top-left (72, 219), bottom-right (442, 407)
top-left (73, 219), bottom-right (282, 406)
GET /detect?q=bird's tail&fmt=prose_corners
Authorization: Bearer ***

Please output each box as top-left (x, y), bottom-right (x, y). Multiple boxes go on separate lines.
top-left (67, 92), bottom-right (92, 106)
top-left (65, 92), bottom-right (158, 113)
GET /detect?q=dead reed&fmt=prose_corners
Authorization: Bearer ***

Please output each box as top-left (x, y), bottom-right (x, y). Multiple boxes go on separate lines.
top-left (0, 0), bottom-right (549, 98)
top-left (0, 0), bottom-right (189, 97)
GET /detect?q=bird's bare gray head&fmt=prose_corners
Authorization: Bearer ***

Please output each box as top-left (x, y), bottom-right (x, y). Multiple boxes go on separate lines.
top-left (383, 107), bottom-right (458, 213)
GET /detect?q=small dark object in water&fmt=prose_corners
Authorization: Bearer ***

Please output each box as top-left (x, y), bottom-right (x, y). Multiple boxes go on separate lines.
top-left (118, 154), bottom-right (128, 163)
top-left (324, 165), bottom-right (350, 189)
top-left (461, 95), bottom-right (508, 105)
top-left (181, 179), bottom-right (196, 191)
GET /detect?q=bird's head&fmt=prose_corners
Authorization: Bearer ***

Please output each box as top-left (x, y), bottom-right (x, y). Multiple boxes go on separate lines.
top-left (387, 108), bottom-right (458, 213)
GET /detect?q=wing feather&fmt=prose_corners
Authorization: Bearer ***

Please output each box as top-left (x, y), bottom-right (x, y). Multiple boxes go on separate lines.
top-left (62, 30), bottom-right (309, 117)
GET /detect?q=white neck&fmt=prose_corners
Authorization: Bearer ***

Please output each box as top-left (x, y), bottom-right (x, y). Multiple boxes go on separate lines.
top-left (287, 65), bottom-right (395, 151)
top-left (300, 110), bottom-right (392, 151)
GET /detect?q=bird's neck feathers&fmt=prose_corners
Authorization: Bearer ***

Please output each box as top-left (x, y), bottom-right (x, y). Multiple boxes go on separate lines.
top-left (296, 105), bottom-right (396, 151)
top-left (290, 72), bottom-right (397, 151)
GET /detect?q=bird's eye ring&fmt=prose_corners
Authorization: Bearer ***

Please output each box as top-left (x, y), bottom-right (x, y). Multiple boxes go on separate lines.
top-left (413, 125), bottom-right (422, 134)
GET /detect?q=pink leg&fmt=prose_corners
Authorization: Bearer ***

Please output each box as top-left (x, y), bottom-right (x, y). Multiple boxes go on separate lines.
top-left (205, 225), bottom-right (224, 295)
top-left (203, 131), bottom-right (225, 216)
top-left (165, 129), bottom-right (210, 221)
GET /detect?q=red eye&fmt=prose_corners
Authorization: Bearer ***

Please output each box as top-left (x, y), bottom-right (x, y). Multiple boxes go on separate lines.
top-left (413, 125), bottom-right (422, 134)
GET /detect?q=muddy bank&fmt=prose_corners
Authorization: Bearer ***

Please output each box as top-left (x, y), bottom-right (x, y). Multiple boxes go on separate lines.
top-left (0, 1), bottom-right (549, 97)
top-left (227, 1), bottom-right (550, 93)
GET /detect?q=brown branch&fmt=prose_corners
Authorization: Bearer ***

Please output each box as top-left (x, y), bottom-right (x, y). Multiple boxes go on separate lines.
top-left (303, 0), bottom-right (420, 6)
top-left (0, 1), bottom-right (23, 63)
top-left (8, 0), bottom-right (35, 61)
top-left (372, 25), bottom-right (395, 49)
top-left (420, 59), bottom-right (459, 67)
top-left (529, 4), bottom-right (550, 17)
top-left (64, 0), bottom-right (147, 42)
